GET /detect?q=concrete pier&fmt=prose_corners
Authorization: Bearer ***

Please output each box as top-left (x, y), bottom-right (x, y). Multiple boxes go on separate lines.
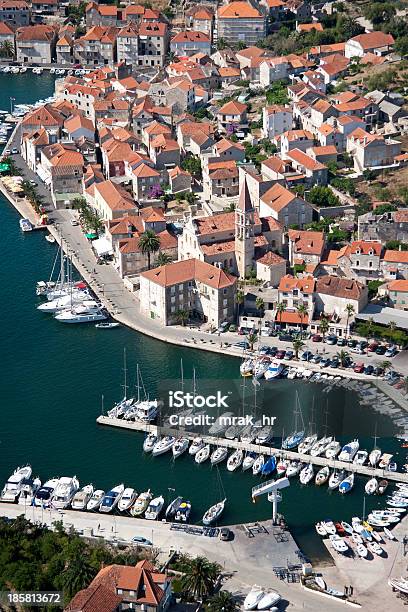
top-left (96, 415), bottom-right (408, 483)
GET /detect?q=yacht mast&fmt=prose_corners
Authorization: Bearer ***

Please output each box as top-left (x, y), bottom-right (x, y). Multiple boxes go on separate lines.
top-left (122, 348), bottom-right (128, 401)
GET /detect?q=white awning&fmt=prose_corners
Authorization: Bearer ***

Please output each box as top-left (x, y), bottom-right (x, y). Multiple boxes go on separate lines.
top-left (92, 236), bottom-right (113, 257)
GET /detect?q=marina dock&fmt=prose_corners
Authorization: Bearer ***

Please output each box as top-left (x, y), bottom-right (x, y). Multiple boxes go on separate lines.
top-left (96, 415), bottom-right (408, 484)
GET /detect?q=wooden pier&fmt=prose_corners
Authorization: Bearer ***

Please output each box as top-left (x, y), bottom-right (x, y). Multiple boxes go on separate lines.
top-left (96, 415), bottom-right (408, 484)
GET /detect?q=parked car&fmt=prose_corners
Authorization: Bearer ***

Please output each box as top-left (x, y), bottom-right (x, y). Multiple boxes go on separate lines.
top-left (268, 346), bottom-right (278, 356)
top-left (312, 354), bottom-right (321, 364)
top-left (342, 356), bottom-right (353, 368)
top-left (70, 218), bottom-right (79, 226)
top-left (375, 345), bottom-right (386, 355)
top-left (347, 339), bottom-right (357, 348)
top-left (367, 342), bottom-right (379, 352)
top-left (385, 345), bottom-right (398, 358)
top-left (353, 363), bottom-right (365, 373)
top-left (325, 335), bottom-right (338, 345)
top-left (11, 147), bottom-right (19, 154)
top-left (311, 334), bottom-right (322, 342)
top-left (259, 345), bottom-right (270, 355)
top-left (29, 179), bottom-right (37, 186)
top-left (260, 327), bottom-right (272, 337)
top-left (131, 536), bottom-right (153, 547)
top-left (284, 350), bottom-right (294, 360)
top-left (385, 370), bottom-right (400, 381)
top-left (234, 341), bottom-right (249, 349)
top-left (364, 365), bottom-right (374, 375)
top-left (320, 358), bottom-right (331, 368)
top-left (279, 334), bottom-right (293, 342)
top-left (300, 350), bottom-right (313, 361)
top-left (329, 358), bottom-right (339, 368)
top-left (336, 338), bottom-right (346, 347)
top-left (373, 367), bottom-right (384, 377)
top-left (217, 321), bottom-right (229, 333)
top-left (219, 527), bottom-right (232, 541)
top-left (276, 350), bottom-right (286, 359)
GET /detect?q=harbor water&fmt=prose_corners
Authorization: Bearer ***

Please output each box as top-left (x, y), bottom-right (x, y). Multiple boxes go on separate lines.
top-left (0, 73), bottom-right (406, 563)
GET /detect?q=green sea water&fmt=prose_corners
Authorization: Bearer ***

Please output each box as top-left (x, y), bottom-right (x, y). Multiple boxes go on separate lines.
top-left (0, 73), bottom-right (406, 563)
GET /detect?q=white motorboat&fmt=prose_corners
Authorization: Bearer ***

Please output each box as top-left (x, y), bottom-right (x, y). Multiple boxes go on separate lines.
top-left (99, 484), bottom-right (125, 513)
top-left (242, 452), bottom-right (258, 471)
top-left (145, 495), bottom-right (164, 520)
top-left (365, 477), bottom-right (378, 495)
top-left (315, 522), bottom-right (327, 537)
top-left (165, 496), bottom-right (183, 521)
top-left (286, 461), bottom-right (301, 477)
top-left (339, 473), bottom-right (354, 494)
top-left (18, 477), bottom-right (41, 506)
top-left (1, 465), bottom-right (32, 502)
top-left (299, 463), bottom-right (314, 485)
top-left (152, 436), bottom-right (175, 456)
top-left (52, 476), bottom-right (79, 509)
top-left (315, 577), bottom-right (326, 590)
top-left (55, 301), bottom-right (107, 323)
top-left (203, 498), bottom-right (226, 525)
top-left (45, 234), bottom-right (56, 243)
top-left (208, 412), bottom-right (234, 435)
top-left (195, 444), bottom-right (211, 464)
top-left (175, 499), bottom-right (191, 522)
top-left (210, 447), bottom-right (228, 465)
top-left (298, 435), bottom-right (318, 455)
top-left (276, 459), bottom-right (288, 477)
top-left (369, 448), bottom-right (382, 467)
top-left (389, 578), bottom-right (408, 594)
top-left (253, 360), bottom-right (269, 380)
top-left (257, 591), bottom-right (281, 610)
top-left (264, 361), bottom-right (284, 380)
top-left (189, 437), bottom-right (205, 455)
top-left (143, 433), bottom-right (157, 452)
top-left (352, 532), bottom-right (363, 545)
top-left (287, 367), bottom-right (297, 380)
top-left (95, 322), bottom-right (120, 329)
top-left (86, 489), bottom-right (104, 511)
top-left (328, 470), bottom-right (345, 490)
top-left (131, 490), bottom-right (153, 516)
top-left (323, 520), bottom-right (336, 535)
top-left (136, 399), bottom-right (160, 422)
top-left (118, 487), bottom-right (138, 512)
top-left (356, 543), bottom-right (368, 558)
top-left (240, 358), bottom-right (254, 376)
top-left (325, 440), bottom-right (341, 459)
top-left (341, 521), bottom-right (353, 535)
top-left (227, 449), bottom-right (243, 472)
top-left (338, 439), bottom-right (359, 462)
top-left (20, 218), bottom-right (33, 232)
top-left (310, 436), bottom-right (333, 457)
top-left (244, 586), bottom-right (264, 610)
top-left (367, 541), bottom-right (384, 556)
top-left (255, 426), bottom-right (273, 445)
top-left (172, 437), bottom-right (189, 458)
top-left (315, 466), bottom-right (330, 486)
top-left (33, 478), bottom-right (59, 508)
top-left (384, 527), bottom-right (396, 541)
top-left (37, 290), bottom-right (90, 313)
top-left (353, 450), bottom-right (368, 465)
top-left (71, 484), bottom-right (94, 510)
top-left (329, 534), bottom-right (349, 553)
top-left (252, 455), bottom-right (265, 475)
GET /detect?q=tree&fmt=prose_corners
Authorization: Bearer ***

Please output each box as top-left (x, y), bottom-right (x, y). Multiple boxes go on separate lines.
top-left (336, 349), bottom-right (349, 367)
top-left (388, 320), bottom-right (397, 333)
top-left (363, 2), bottom-right (395, 25)
top-left (181, 155), bottom-right (202, 179)
top-left (345, 303), bottom-right (355, 338)
top-left (206, 590), bottom-right (240, 612)
top-left (157, 252), bottom-right (172, 266)
top-left (216, 37), bottom-right (227, 50)
top-left (138, 230), bottom-right (160, 270)
top-left (247, 331), bottom-right (258, 351)
top-left (265, 80), bottom-right (290, 105)
top-left (0, 40), bottom-right (14, 58)
top-left (180, 556), bottom-right (219, 599)
top-left (275, 302), bottom-right (285, 328)
top-left (175, 309), bottom-right (189, 326)
top-left (380, 360), bottom-right (392, 373)
top-left (296, 304), bottom-right (308, 338)
top-left (308, 186), bottom-right (340, 208)
top-left (366, 317), bottom-right (374, 343)
top-left (255, 297), bottom-right (265, 316)
top-left (384, 240), bottom-right (408, 251)
top-left (395, 36), bottom-right (408, 57)
top-left (63, 547), bottom-right (96, 601)
top-left (292, 338), bottom-right (305, 359)
top-left (319, 316), bottom-right (329, 341)
top-left (236, 290), bottom-right (244, 325)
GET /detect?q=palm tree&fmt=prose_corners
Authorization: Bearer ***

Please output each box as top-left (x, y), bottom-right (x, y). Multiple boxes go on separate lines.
top-left (336, 349), bottom-right (350, 368)
top-left (388, 320), bottom-right (396, 333)
top-left (247, 331), bottom-right (258, 351)
top-left (345, 303), bottom-right (355, 338)
top-left (206, 590), bottom-right (240, 612)
top-left (366, 317), bottom-right (374, 343)
top-left (63, 552), bottom-right (96, 601)
top-left (319, 316), bottom-right (329, 341)
top-left (292, 338), bottom-right (305, 359)
top-left (0, 40), bottom-right (14, 58)
top-left (275, 302), bottom-right (285, 329)
top-left (175, 309), bottom-right (189, 327)
top-left (296, 304), bottom-right (308, 338)
top-left (236, 289), bottom-right (244, 325)
top-left (380, 360), bottom-right (392, 374)
top-left (157, 252), bottom-right (172, 266)
top-left (138, 230), bottom-right (160, 270)
top-left (255, 296), bottom-right (265, 316)
top-left (180, 556), bottom-right (219, 600)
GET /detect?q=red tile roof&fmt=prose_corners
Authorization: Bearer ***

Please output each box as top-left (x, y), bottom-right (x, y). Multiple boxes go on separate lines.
top-left (383, 250), bottom-right (408, 263)
top-left (279, 274), bottom-right (315, 294)
top-left (288, 229), bottom-right (325, 255)
top-left (141, 258), bottom-right (236, 289)
top-left (218, 1), bottom-right (262, 18)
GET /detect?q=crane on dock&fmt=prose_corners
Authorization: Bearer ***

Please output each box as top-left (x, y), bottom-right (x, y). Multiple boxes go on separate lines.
top-left (252, 477), bottom-right (290, 525)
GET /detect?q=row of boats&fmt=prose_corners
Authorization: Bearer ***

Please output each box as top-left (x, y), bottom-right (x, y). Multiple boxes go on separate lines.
top-left (0, 465), bottom-right (226, 526)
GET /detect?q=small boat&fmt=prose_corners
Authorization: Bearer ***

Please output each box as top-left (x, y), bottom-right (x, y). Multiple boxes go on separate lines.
top-left (276, 459), bottom-right (288, 476)
top-left (131, 490), bottom-right (152, 516)
top-left (329, 534), bottom-right (349, 553)
top-left (252, 454), bottom-right (265, 475)
top-left (18, 477), bottom-right (41, 506)
top-left (45, 234), bottom-right (56, 243)
top-left (175, 499), bottom-right (191, 522)
top-left (299, 463), bottom-right (314, 485)
top-left (203, 498), bottom-right (226, 525)
top-left (71, 484), bottom-right (94, 510)
top-left (256, 591), bottom-right (281, 610)
top-left (286, 460), bottom-right (301, 477)
top-left (369, 448), bottom-right (381, 467)
top-left (298, 435), bottom-right (317, 455)
top-left (143, 433), bottom-right (157, 453)
top-left (353, 450), bottom-right (368, 465)
top-left (323, 520), bottom-right (336, 535)
top-left (95, 322), bottom-right (120, 329)
top-left (264, 361), bottom-right (284, 380)
top-left (378, 479), bottom-right (389, 495)
top-left (99, 484), bottom-right (125, 513)
top-left (195, 444), bottom-right (211, 464)
top-left (384, 527), bottom-right (396, 541)
top-left (315, 466), bottom-right (330, 486)
top-left (356, 543), bottom-right (368, 558)
top-left (339, 473), bottom-right (354, 494)
top-left (165, 496), bottom-right (183, 520)
top-left (189, 437), bottom-right (205, 455)
top-left (315, 576), bottom-right (326, 590)
top-left (341, 521), bottom-right (353, 535)
top-left (145, 495), bottom-right (164, 520)
top-left (244, 586), bottom-right (264, 610)
top-left (227, 449), bottom-right (243, 472)
top-left (208, 412), bottom-right (233, 436)
top-left (19, 218), bottom-right (33, 232)
top-left (328, 470), bottom-right (345, 490)
top-left (352, 532), bottom-right (363, 544)
top-left (52, 476), bottom-right (80, 509)
top-left (172, 437), bottom-right (189, 458)
top-left (367, 541), bottom-right (384, 556)
top-left (338, 439), bottom-right (359, 462)
top-left (365, 477), bottom-right (378, 495)
top-left (325, 440), bottom-right (341, 459)
top-left (86, 489), bottom-right (105, 511)
top-left (152, 436), bottom-right (175, 456)
top-left (371, 530), bottom-right (384, 542)
top-left (255, 426), bottom-right (273, 445)
top-left (55, 301), bottom-right (107, 324)
top-left (118, 487), bottom-right (138, 512)
top-left (210, 447), bottom-right (228, 465)
top-left (1, 465), bottom-right (32, 502)
top-left (379, 453), bottom-right (393, 469)
top-left (315, 522), bottom-right (327, 537)
top-left (261, 456), bottom-right (276, 476)
top-left (33, 478), bottom-right (59, 508)
top-left (240, 358), bottom-right (254, 377)
top-left (282, 431), bottom-right (305, 450)
top-left (242, 452), bottom-right (258, 471)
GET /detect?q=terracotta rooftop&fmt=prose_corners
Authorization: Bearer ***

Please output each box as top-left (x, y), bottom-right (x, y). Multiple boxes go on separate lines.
top-left (288, 229), bottom-right (325, 255)
top-left (279, 274), bottom-right (315, 294)
top-left (16, 24), bottom-right (55, 41)
top-left (349, 240), bottom-right (382, 256)
top-left (218, 1), bottom-right (262, 18)
top-left (316, 275), bottom-right (365, 300)
top-left (261, 183), bottom-right (299, 212)
top-left (141, 258), bottom-right (236, 289)
top-left (257, 251), bottom-right (286, 266)
top-left (350, 31), bottom-right (394, 51)
top-left (218, 100), bottom-right (247, 115)
top-left (383, 250), bottom-right (408, 263)
top-left (95, 180), bottom-right (136, 211)
top-left (171, 30), bottom-right (210, 43)
top-left (388, 279), bottom-right (408, 291)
